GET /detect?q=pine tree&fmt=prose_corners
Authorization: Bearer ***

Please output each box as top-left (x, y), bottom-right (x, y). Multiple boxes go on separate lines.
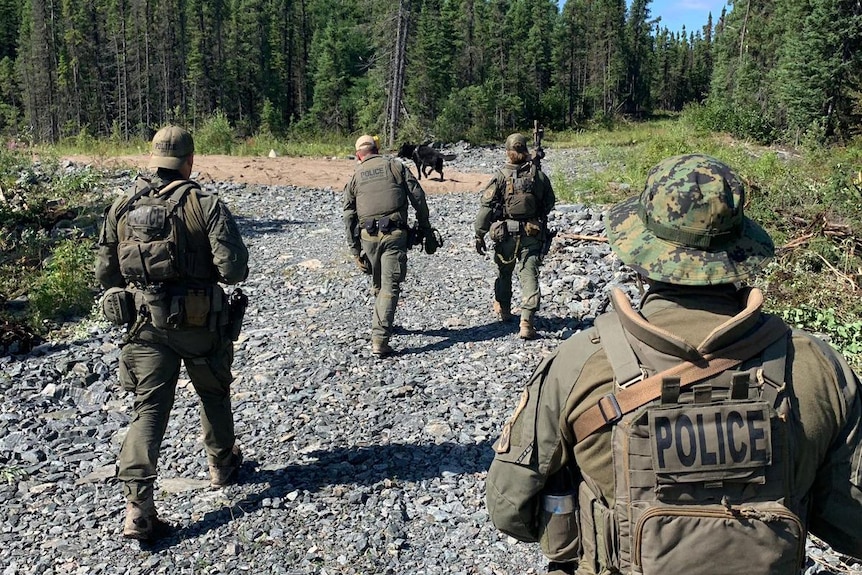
top-left (623, 0), bottom-right (654, 115)
top-left (776, 0), bottom-right (862, 141)
top-left (404, 0), bottom-right (455, 130)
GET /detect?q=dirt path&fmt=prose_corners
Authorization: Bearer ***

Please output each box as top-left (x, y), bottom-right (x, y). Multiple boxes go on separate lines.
top-left (67, 153), bottom-right (491, 194)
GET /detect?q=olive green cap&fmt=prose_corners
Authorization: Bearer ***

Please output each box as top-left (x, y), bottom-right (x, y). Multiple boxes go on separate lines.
top-left (607, 154), bottom-right (774, 286)
top-left (148, 125), bottom-right (194, 170)
top-left (505, 133), bottom-right (528, 151)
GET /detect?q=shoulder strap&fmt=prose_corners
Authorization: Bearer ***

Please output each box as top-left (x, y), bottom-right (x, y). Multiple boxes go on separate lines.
top-left (573, 315), bottom-right (790, 443)
top-left (156, 178), bottom-right (197, 198)
top-left (116, 178), bottom-right (197, 219)
top-left (595, 312), bottom-right (644, 386)
top-left (116, 178), bottom-right (157, 219)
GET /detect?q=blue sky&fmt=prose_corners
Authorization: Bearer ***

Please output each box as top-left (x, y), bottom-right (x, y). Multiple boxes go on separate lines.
top-left (559, 0), bottom-right (729, 35)
top-left (648, 0), bottom-right (728, 34)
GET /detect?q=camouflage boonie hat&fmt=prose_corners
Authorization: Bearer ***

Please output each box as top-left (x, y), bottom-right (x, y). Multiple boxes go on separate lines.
top-left (148, 125), bottom-right (194, 170)
top-left (505, 133), bottom-right (528, 151)
top-left (607, 154), bottom-right (774, 286)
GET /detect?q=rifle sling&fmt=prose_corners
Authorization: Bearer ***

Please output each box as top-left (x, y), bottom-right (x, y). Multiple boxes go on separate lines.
top-left (572, 315), bottom-right (790, 443)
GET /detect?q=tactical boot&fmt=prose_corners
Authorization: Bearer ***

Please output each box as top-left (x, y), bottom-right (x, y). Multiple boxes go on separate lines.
top-left (493, 301), bottom-right (513, 322)
top-left (209, 445), bottom-right (243, 488)
top-left (123, 498), bottom-right (172, 541)
top-left (371, 338), bottom-right (395, 357)
top-left (547, 562), bottom-right (576, 575)
top-left (519, 318), bottom-right (538, 340)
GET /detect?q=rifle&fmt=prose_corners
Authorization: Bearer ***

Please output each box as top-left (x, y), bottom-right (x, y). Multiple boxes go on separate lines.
top-left (532, 120), bottom-right (545, 169)
top-left (532, 120), bottom-right (554, 257)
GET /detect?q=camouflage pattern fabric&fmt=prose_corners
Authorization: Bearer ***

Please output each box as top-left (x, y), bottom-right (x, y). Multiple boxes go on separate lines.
top-left (607, 154), bottom-right (774, 286)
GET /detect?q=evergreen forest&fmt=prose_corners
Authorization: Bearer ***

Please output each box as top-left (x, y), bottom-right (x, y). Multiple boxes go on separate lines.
top-left (0, 0), bottom-right (860, 146)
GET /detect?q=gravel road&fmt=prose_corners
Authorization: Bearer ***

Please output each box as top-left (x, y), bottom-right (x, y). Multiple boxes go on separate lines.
top-left (0, 148), bottom-right (858, 574)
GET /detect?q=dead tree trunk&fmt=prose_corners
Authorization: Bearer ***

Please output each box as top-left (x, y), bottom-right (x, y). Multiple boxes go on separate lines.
top-left (385, 0), bottom-right (410, 149)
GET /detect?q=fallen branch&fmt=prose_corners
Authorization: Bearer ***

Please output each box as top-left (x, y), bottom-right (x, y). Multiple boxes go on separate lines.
top-left (778, 233), bottom-right (815, 252)
top-left (814, 252), bottom-right (858, 291)
top-left (556, 233), bottom-right (608, 243)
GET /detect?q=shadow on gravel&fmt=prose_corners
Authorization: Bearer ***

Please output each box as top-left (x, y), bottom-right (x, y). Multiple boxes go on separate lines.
top-left (392, 316), bottom-right (596, 353)
top-left (393, 322), bottom-right (519, 354)
top-left (157, 440), bottom-right (495, 546)
top-left (234, 215), bottom-right (315, 238)
top-left (535, 315), bottom-right (592, 336)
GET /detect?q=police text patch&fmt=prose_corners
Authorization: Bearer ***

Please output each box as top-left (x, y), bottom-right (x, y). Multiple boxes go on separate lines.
top-left (649, 404), bottom-right (772, 473)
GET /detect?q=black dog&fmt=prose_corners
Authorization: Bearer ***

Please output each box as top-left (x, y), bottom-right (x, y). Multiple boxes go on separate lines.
top-left (397, 143), bottom-right (456, 181)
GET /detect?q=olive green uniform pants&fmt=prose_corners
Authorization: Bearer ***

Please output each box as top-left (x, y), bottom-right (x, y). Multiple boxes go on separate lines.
top-left (493, 234), bottom-right (543, 321)
top-left (360, 228), bottom-right (408, 342)
top-left (117, 325), bottom-right (235, 503)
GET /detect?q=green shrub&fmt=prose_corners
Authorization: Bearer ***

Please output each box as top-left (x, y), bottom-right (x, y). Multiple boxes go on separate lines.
top-left (56, 165), bottom-right (102, 197)
top-left (776, 305), bottom-right (862, 361)
top-left (682, 100), bottom-right (776, 144)
top-left (195, 110), bottom-right (235, 155)
top-left (29, 239), bottom-right (95, 323)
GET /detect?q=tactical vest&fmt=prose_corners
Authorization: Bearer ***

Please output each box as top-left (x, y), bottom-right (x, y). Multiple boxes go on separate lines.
top-left (576, 312), bottom-right (805, 575)
top-left (502, 163), bottom-right (538, 220)
top-left (354, 155), bottom-right (407, 223)
top-left (116, 178), bottom-right (214, 285)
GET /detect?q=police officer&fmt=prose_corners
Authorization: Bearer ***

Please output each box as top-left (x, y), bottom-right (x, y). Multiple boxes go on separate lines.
top-left (474, 133), bottom-right (555, 339)
top-left (343, 135), bottom-right (433, 357)
top-left (96, 125), bottom-right (249, 541)
top-left (485, 155), bottom-right (862, 574)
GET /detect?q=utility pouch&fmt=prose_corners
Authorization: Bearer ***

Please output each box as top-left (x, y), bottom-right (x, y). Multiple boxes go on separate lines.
top-left (577, 481), bottom-right (618, 574)
top-left (489, 220), bottom-right (509, 243)
top-left (101, 287), bottom-right (135, 326)
top-left (524, 220), bottom-right (542, 237)
top-left (506, 220), bottom-right (522, 235)
top-left (226, 288), bottom-right (249, 341)
top-left (117, 239), bottom-right (179, 283)
top-left (539, 493), bottom-right (580, 562)
top-left (143, 286), bottom-right (176, 330)
top-left (633, 502), bottom-right (804, 574)
top-left (378, 216), bottom-right (393, 234)
top-left (184, 289), bottom-right (211, 327)
top-left (364, 219), bottom-right (379, 235)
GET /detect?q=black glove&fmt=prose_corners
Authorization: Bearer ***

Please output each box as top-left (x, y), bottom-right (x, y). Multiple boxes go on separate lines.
top-left (475, 235), bottom-right (486, 255)
top-left (354, 254), bottom-right (371, 274)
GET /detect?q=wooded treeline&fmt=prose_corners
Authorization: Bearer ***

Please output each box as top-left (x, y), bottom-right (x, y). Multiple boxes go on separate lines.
top-left (0, 0), bottom-right (858, 146)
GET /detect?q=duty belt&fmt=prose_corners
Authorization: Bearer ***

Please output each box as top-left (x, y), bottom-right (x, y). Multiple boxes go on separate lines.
top-left (363, 215), bottom-right (406, 235)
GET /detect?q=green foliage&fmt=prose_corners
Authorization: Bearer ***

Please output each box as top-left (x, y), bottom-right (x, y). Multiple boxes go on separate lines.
top-left (259, 99), bottom-right (280, 136)
top-left (776, 305), bottom-right (862, 361)
top-left (683, 101), bottom-right (776, 143)
top-left (55, 165), bottom-right (102, 197)
top-left (29, 238), bottom-right (95, 323)
top-left (433, 85), bottom-right (498, 143)
top-left (233, 131), bottom-right (349, 158)
top-left (195, 111), bottom-right (235, 155)
top-left (0, 465), bottom-right (26, 485)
